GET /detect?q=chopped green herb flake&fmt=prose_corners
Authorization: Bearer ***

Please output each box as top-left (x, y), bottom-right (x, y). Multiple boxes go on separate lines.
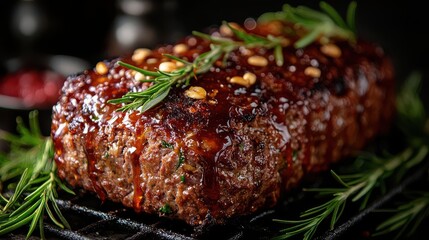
top-left (176, 150), bottom-right (185, 169)
top-left (90, 114), bottom-right (99, 121)
top-left (180, 175), bottom-right (185, 183)
top-left (292, 149), bottom-right (299, 161)
top-left (239, 143), bottom-right (245, 151)
top-left (161, 140), bottom-right (174, 149)
top-left (159, 204), bottom-right (172, 214)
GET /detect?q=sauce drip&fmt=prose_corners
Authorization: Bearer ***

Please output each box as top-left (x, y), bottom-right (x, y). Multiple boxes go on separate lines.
top-left (129, 120), bottom-right (145, 211)
top-left (50, 20), bottom-right (394, 216)
top-left (130, 149), bottom-right (143, 210)
top-left (84, 140), bottom-right (107, 201)
top-left (52, 119), bottom-right (67, 170)
top-left (201, 157), bottom-right (220, 202)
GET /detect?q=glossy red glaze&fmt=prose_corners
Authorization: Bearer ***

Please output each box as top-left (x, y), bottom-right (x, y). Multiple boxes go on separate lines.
top-left (51, 21), bottom-right (395, 224)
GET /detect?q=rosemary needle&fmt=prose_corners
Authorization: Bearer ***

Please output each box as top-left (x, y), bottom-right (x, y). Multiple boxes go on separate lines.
top-left (273, 146), bottom-right (428, 240)
top-left (374, 191), bottom-right (429, 239)
top-left (5, 3), bottom-right (422, 240)
top-left (0, 112), bottom-right (74, 239)
top-left (258, 1), bottom-right (357, 48)
top-left (110, 2), bottom-right (358, 113)
top-left (109, 24), bottom-right (286, 112)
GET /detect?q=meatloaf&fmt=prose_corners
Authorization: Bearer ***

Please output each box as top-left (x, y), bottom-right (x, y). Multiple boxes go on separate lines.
top-left (51, 20), bottom-right (395, 225)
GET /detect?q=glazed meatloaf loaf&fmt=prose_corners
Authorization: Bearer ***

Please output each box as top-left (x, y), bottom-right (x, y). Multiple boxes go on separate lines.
top-left (51, 19), bottom-right (395, 225)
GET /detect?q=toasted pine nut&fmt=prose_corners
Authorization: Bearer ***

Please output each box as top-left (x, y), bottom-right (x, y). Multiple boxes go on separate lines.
top-left (146, 58), bottom-right (158, 64)
top-left (239, 47), bottom-right (253, 56)
top-left (95, 62), bottom-right (108, 75)
top-left (183, 164), bottom-right (196, 172)
top-left (304, 66), bottom-right (321, 78)
top-left (243, 72), bottom-right (257, 85)
top-left (185, 86), bottom-right (207, 99)
top-left (132, 48), bottom-right (152, 63)
top-left (220, 22), bottom-right (241, 37)
top-left (265, 21), bottom-right (283, 35)
top-left (247, 55), bottom-right (268, 67)
top-left (229, 76), bottom-right (249, 87)
top-left (134, 72), bottom-right (145, 81)
top-left (321, 43), bottom-right (342, 58)
top-left (175, 61), bottom-right (185, 68)
top-left (173, 43), bottom-right (188, 55)
top-left (159, 62), bottom-right (177, 72)
top-left (208, 89), bottom-right (219, 98)
top-left (208, 100), bottom-right (217, 105)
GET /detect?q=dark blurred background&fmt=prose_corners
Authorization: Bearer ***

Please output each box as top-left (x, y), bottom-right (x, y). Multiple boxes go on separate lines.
top-left (0, 1), bottom-right (428, 238)
top-left (0, 0), bottom-right (428, 77)
top-left (0, 0), bottom-right (428, 133)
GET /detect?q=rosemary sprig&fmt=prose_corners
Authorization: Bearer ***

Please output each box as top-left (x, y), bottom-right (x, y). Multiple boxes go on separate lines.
top-left (395, 71), bottom-right (427, 142)
top-left (273, 146), bottom-right (428, 240)
top-left (371, 72), bottom-right (429, 238)
top-left (108, 22), bottom-right (286, 112)
top-left (109, 2), bottom-right (357, 112)
top-left (374, 191), bottom-right (429, 239)
top-left (273, 72), bottom-right (428, 240)
top-left (258, 1), bottom-right (357, 48)
top-left (0, 111), bottom-right (74, 239)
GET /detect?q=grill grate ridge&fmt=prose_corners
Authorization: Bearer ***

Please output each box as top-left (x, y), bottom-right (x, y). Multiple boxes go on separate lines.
top-left (53, 199), bottom-right (197, 240)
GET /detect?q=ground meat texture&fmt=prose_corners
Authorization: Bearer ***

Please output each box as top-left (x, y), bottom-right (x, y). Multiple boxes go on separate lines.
top-left (51, 21), bottom-right (395, 226)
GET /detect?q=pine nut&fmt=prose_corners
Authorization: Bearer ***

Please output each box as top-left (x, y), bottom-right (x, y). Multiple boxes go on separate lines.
top-left (134, 72), bottom-right (145, 81)
top-left (132, 48), bottom-right (152, 63)
top-left (159, 62), bottom-right (177, 72)
top-left (304, 66), bottom-right (321, 78)
top-left (95, 62), bottom-right (108, 75)
top-left (243, 72), bottom-right (257, 85)
top-left (146, 58), bottom-right (158, 64)
top-left (175, 61), bottom-right (185, 68)
top-left (220, 22), bottom-right (241, 37)
top-left (173, 43), bottom-right (188, 55)
top-left (208, 100), bottom-right (217, 105)
top-left (321, 43), bottom-right (342, 58)
top-left (247, 55), bottom-right (268, 67)
top-left (229, 76), bottom-right (249, 87)
top-left (183, 164), bottom-right (196, 172)
top-left (185, 86), bottom-right (207, 99)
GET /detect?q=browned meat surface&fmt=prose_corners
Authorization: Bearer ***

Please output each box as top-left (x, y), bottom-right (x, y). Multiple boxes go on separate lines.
top-left (51, 21), bottom-right (395, 225)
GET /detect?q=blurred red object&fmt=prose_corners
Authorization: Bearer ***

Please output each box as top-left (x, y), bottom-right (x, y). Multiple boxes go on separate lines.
top-left (0, 69), bottom-right (65, 108)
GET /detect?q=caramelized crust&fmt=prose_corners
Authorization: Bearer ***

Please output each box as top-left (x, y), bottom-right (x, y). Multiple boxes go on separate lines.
top-left (51, 22), bottom-right (395, 225)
